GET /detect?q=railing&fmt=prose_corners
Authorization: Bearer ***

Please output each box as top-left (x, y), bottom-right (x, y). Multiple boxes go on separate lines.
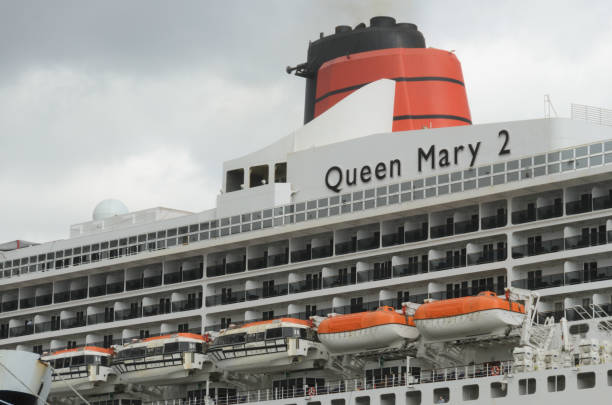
top-left (565, 233), bottom-right (607, 249)
top-left (89, 285), bottom-right (106, 297)
top-left (357, 267), bottom-right (392, 283)
top-left (290, 249), bottom-right (311, 263)
top-left (145, 361), bottom-right (514, 405)
top-left (87, 313), bottom-right (113, 325)
top-left (70, 288), bottom-right (87, 300)
top-left (248, 257), bottom-right (266, 270)
top-left (106, 282), bottom-right (124, 294)
top-left (511, 208), bottom-right (536, 224)
top-left (335, 241), bottom-right (356, 255)
top-left (382, 232), bottom-right (403, 247)
top-left (429, 255), bottom-right (466, 271)
top-left (172, 300), bottom-right (202, 312)
top-left (207, 264), bottom-right (226, 277)
top-left (511, 237), bottom-right (564, 258)
top-left (571, 103), bottom-right (612, 126)
top-left (36, 294), bottom-right (53, 307)
top-left (566, 198), bottom-right (592, 215)
top-left (1, 300), bottom-right (18, 312)
top-left (288, 279), bottom-right (322, 294)
top-left (60, 318), bottom-right (86, 329)
top-left (19, 297), bottom-right (35, 309)
top-left (9, 324), bottom-right (34, 337)
top-left (268, 253), bottom-right (288, 267)
top-left (513, 266), bottom-right (612, 291)
top-left (467, 248), bottom-right (506, 265)
top-left (481, 214), bottom-right (506, 230)
top-left (143, 275), bottom-right (162, 288)
top-left (537, 203), bottom-right (563, 220)
top-left (392, 262), bottom-right (427, 277)
top-left (226, 261), bottom-right (246, 274)
top-left (430, 223), bottom-right (453, 238)
top-left (357, 236), bottom-right (379, 251)
top-left (115, 307), bottom-right (142, 321)
top-left (511, 273), bottom-right (564, 290)
top-left (405, 228), bottom-right (427, 243)
top-left (164, 272), bottom-right (182, 284)
top-left (126, 279), bottom-right (143, 291)
top-left (54, 291), bottom-right (70, 303)
top-left (312, 245), bottom-right (332, 259)
top-left (593, 194), bottom-right (612, 210)
top-left (454, 218), bottom-right (478, 234)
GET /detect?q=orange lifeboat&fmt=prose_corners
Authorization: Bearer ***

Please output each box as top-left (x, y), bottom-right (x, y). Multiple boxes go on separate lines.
top-left (413, 291), bottom-right (525, 341)
top-left (317, 306), bottom-right (419, 354)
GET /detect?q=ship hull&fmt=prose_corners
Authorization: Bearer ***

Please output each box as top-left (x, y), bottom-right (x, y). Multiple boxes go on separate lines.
top-left (0, 350), bottom-right (51, 405)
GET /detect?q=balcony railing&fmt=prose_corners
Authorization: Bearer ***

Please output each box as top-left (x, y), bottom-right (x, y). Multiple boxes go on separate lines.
top-left (467, 248), bottom-right (507, 265)
top-left (454, 218), bottom-right (478, 235)
top-left (115, 307), bottom-right (142, 321)
top-left (566, 197), bottom-right (592, 215)
top-left (511, 272), bottom-right (565, 290)
top-left (1, 300), bottom-right (18, 312)
top-left (312, 245), bottom-right (332, 259)
top-left (248, 257), bottom-right (267, 270)
top-left (143, 275), bottom-right (162, 288)
top-left (511, 208), bottom-right (536, 224)
top-left (357, 236), bottom-right (379, 251)
top-left (335, 241), bottom-right (356, 255)
top-left (511, 237), bottom-right (564, 258)
top-left (226, 261), bottom-right (245, 274)
top-left (291, 248), bottom-right (311, 263)
top-left (268, 253), bottom-right (288, 267)
top-left (126, 279), bottom-right (143, 291)
top-left (429, 285), bottom-right (504, 301)
top-left (172, 300), bottom-right (202, 312)
top-left (35, 294), bottom-right (52, 306)
top-left (357, 267), bottom-right (392, 283)
top-left (87, 313), bottom-right (113, 325)
top-left (593, 194), bottom-right (612, 210)
top-left (322, 275), bottom-right (356, 289)
top-left (430, 223), bottom-right (453, 238)
top-left (405, 227), bottom-right (427, 243)
top-left (70, 288), bottom-right (87, 300)
top-left (207, 264), bottom-right (226, 277)
top-left (106, 282), bottom-right (124, 294)
top-left (537, 204), bottom-right (563, 220)
top-left (382, 232), bottom-right (403, 247)
top-left (164, 272), bottom-right (182, 284)
top-left (89, 285), bottom-right (106, 297)
top-left (34, 321), bottom-right (53, 333)
top-left (392, 262), bottom-right (427, 277)
top-left (566, 266), bottom-right (612, 284)
top-left (54, 291), bottom-right (70, 303)
top-left (19, 297), bottom-right (35, 309)
top-left (429, 255), bottom-right (466, 272)
top-left (288, 279), bottom-right (322, 294)
top-left (183, 267), bottom-right (203, 281)
top-left (481, 213), bottom-right (507, 230)
top-left (565, 233), bottom-right (607, 250)
top-left (9, 324), bottom-right (33, 337)
top-left (60, 318), bottom-right (86, 329)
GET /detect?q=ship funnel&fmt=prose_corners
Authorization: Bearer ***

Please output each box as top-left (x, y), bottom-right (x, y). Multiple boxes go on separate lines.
top-left (290, 16), bottom-right (471, 131)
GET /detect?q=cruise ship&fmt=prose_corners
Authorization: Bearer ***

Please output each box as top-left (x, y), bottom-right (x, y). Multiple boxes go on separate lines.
top-left (2, 16), bottom-right (612, 405)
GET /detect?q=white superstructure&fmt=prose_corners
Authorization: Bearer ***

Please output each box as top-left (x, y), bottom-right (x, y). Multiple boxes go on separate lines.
top-left (3, 15), bottom-right (612, 405)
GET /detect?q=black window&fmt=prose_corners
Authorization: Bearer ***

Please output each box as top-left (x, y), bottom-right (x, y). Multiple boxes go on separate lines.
top-left (266, 327), bottom-right (282, 339)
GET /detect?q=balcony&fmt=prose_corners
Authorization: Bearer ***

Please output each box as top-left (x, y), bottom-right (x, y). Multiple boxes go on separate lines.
top-left (511, 272), bottom-right (565, 290)
top-left (106, 282), bottom-right (124, 294)
top-left (115, 307), bottom-right (142, 321)
top-left (143, 275), bottom-right (162, 288)
top-left (566, 196), bottom-right (592, 215)
top-left (565, 233), bottom-right (607, 250)
top-left (19, 297), bottom-right (35, 309)
top-left (126, 279), bottom-right (143, 291)
top-left (565, 266), bottom-right (612, 284)
top-left (429, 255), bottom-right (466, 272)
top-left (60, 318), bottom-right (86, 329)
top-left (322, 275), bottom-right (356, 289)
top-left (357, 267), bottom-right (392, 283)
top-left (335, 241), bottom-right (356, 255)
top-left (34, 321), bottom-right (53, 333)
top-left (10, 324), bottom-right (33, 337)
top-left (593, 194), bottom-right (612, 210)
top-left (248, 257), bottom-right (267, 270)
top-left (1, 300), bottom-right (18, 312)
top-left (511, 208), bottom-right (536, 224)
top-left (142, 305), bottom-right (160, 317)
top-left (467, 248), bottom-right (507, 265)
top-left (205, 290), bottom-right (246, 307)
top-left (206, 264), bottom-right (225, 277)
top-left (454, 218), bottom-right (478, 235)
top-left (288, 279), bottom-right (322, 294)
top-left (537, 204), bottom-right (563, 220)
top-left (392, 262), bottom-right (427, 277)
top-left (183, 267), bottom-right (203, 281)
top-left (54, 291), bottom-right (70, 303)
top-left (357, 235), bottom-right (380, 251)
top-left (89, 285), bottom-right (106, 297)
top-left (268, 253), bottom-right (288, 267)
top-left (511, 238), bottom-right (564, 258)
top-left (312, 245), bottom-right (332, 259)
top-left (35, 294), bottom-right (52, 306)
top-left (246, 284), bottom-right (289, 301)
top-left (226, 261), bottom-right (245, 274)
top-left (430, 284), bottom-right (504, 301)
top-left (430, 223), bottom-right (453, 239)
top-left (382, 232), bottom-right (403, 247)
top-left (164, 272), bottom-right (182, 284)
top-left (87, 313), bottom-right (112, 325)
top-left (70, 288), bottom-right (87, 300)
top-left (333, 301), bottom-right (380, 314)
top-left (171, 300), bottom-right (202, 312)
top-left (405, 228), bottom-right (428, 243)
top-left (481, 213), bottom-right (507, 230)
top-left (290, 249), bottom-right (311, 263)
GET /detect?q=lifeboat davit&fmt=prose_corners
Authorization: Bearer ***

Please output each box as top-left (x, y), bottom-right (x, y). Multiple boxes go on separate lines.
top-left (317, 306), bottom-right (419, 354)
top-left (113, 333), bottom-right (211, 383)
top-left (41, 346), bottom-right (115, 393)
top-left (413, 291), bottom-right (525, 341)
top-left (208, 318), bottom-right (328, 372)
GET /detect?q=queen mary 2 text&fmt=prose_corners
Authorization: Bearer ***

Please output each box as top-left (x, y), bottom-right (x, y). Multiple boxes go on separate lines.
top-left (325, 160), bottom-right (401, 193)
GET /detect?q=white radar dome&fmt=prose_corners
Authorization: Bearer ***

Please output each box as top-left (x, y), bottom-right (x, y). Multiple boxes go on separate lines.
top-left (92, 199), bottom-right (129, 221)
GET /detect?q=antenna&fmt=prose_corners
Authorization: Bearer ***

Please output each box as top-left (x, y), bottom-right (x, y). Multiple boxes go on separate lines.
top-left (544, 94), bottom-right (558, 118)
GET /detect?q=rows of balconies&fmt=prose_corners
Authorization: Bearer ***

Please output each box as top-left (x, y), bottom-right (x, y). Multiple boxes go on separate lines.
top-left (0, 290), bottom-right (202, 340)
top-left (204, 273), bottom-right (506, 332)
top-left (511, 220), bottom-right (611, 259)
top-left (0, 259), bottom-right (203, 314)
top-left (205, 238), bottom-right (507, 308)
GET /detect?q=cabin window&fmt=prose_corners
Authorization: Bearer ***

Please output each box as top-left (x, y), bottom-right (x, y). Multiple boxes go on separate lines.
top-left (433, 388), bottom-right (449, 403)
top-left (266, 327), bottom-right (282, 339)
top-left (226, 168), bottom-right (244, 192)
top-left (547, 375), bottom-right (565, 392)
top-left (275, 162), bottom-right (287, 183)
top-left (490, 382), bottom-right (507, 398)
top-left (355, 396), bottom-right (370, 405)
top-left (380, 393), bottom-right (395, 405)
top-left (331, 400), bottom-right (345, 405)
top-left (249, 165), bottom-right (269, 188)
top-left (608, 370), bottom-right (612, 386)
top-left (577, 372), bottom-right (596, 389)
top-left (518, 378), bottom-right (536, 395)
top-left (405, 391), bottom-right (421, 405)
top-left (462, 384), bottom-right (478, 401)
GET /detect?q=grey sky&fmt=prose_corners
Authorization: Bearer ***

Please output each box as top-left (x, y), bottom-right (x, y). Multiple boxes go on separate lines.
top-left (1, 0), bottom-right (612, 243)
